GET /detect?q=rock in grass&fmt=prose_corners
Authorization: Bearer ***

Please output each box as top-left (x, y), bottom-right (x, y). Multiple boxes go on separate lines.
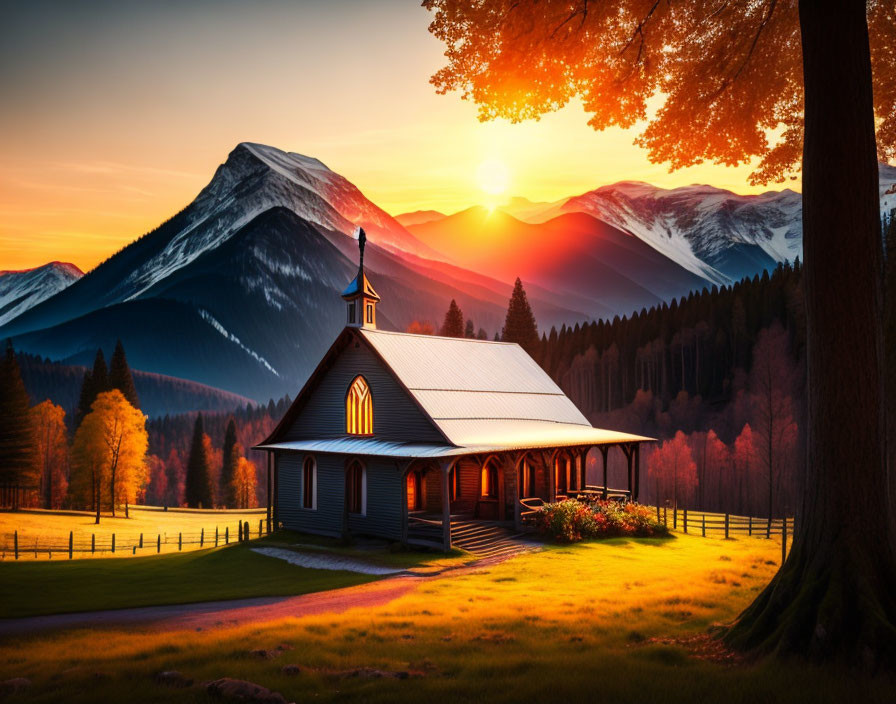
top-left (280, 665), bottom-right (302, 676)
top-left (206, 677), bottom-right (291, 704)
top-left (0, 678), bottom-right (31, 697)
top-left (154, 670), bottom-right (193, 688)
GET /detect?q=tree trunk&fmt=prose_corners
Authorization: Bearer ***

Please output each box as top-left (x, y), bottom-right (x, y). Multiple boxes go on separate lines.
top-left (726, 0), bottom-right (896, 668)
top-left (94, 478), bottom-right (100, 525)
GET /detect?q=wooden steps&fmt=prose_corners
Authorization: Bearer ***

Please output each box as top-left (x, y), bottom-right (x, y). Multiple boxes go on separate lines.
top-left (449, 519), bottom-right (534, 559)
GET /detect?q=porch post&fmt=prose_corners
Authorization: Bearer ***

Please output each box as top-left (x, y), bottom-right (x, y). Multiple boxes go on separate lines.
top-left (633, 444), bottom-right (641, 502)
top-left (547, 451), bottom-right (556, 502)
top-left (622, 444), bottom-right (634, 499)
top-left (513, 454), bottom-right (522, 531)
top-left (266, 452), bottom-right (272, 533)
top-left (272, 453), bottom-right (279, 529)
top-left (400, 461), bottom-right (411, 546)
top-left (441, 460), bottom-right (453, 552)
top-left (600, 446), bottom-right (609, 498)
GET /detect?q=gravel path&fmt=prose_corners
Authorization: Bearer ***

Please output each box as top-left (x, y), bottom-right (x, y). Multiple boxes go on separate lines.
top-left (250, 547), bottom-right (407, 575)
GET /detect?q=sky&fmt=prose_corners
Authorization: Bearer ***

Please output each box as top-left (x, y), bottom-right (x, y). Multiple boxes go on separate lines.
top-left (1, 0), bottom-right (780, 272)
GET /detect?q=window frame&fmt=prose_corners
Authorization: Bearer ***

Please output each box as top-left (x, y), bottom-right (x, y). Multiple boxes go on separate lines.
top-left (346, 460), bottom-right (367, 516)
top-left (480, 460), bottom-right (498, 499)
top-left (302, 455), bottom-right (317, 510)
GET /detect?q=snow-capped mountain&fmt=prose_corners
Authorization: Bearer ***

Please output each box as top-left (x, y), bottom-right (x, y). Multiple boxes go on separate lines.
top-left (508, 164), bottom-right (896, 286)
top-left (0, 144), bottom-right (586, 401)
top-left (0, 262), bottom-right (82, 327)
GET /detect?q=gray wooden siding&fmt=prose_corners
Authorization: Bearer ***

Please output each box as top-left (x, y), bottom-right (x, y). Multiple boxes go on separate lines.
top-left (276, 452), bottom-right (344, 537)
top-left (282, 343), bottom-right (444, 443)
top-left (276, 451), bottom-right (404, 542)
top-left (346, 458), bottom-right (403, 540)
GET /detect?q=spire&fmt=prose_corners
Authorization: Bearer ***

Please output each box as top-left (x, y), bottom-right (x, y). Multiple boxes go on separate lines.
top-left (341, 226), bottom-right (379, 329)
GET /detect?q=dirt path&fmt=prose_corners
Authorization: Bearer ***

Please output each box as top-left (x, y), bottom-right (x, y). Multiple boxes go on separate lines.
top-left (0, 576), bottom-right (425, 637)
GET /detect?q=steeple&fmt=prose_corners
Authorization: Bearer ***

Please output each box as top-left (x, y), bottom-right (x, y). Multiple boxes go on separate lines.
top-left (341, 226), bottom-right (380, 329)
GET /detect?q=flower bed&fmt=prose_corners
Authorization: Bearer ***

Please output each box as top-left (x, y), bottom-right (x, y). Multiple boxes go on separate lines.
top-left (535, 499), bottom-right (668, 542)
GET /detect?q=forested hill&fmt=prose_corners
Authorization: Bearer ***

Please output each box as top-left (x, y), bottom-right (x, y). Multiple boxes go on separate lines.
top-left (533, 260), bottom-right (807, 435)
top-left (16, 352), bottom-right (254, 420)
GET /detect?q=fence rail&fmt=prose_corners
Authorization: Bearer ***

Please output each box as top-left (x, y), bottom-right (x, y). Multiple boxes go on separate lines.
top-left (1, 518), bottom-right (270, 561)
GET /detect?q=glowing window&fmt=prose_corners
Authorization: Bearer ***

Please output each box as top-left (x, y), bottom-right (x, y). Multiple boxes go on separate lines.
top-left (481, 461), bottom-right (498, 498)
top-left (346, 376), bottom-right (373, 435)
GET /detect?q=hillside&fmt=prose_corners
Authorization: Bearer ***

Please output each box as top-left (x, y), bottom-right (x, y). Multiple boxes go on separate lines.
top-left (0, 262), bottom-right (82, 327)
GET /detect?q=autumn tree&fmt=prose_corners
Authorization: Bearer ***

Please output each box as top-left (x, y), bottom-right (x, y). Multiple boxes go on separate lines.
top-left (689, 429), bottom-right (729, 512)
top-left (185, 414), bottom-right (213, 508)
top-left (31, 401), bottom-right (68, 509)
top-left (406, 320), bottom-right (435, 335)
top-left (165, 448), bottom-right (184, 507)
top-left (647, 430), bottom-right (697, 509)
top-left (425, 0), bottom-right (896, 665)
top-left (231, 456), bottom-right (257, 509)
top-left (145, 454), bottom-right (168, 506)
top-left (734, 424), bottom-right (759, 516)
top-left (502, 278), bottom-right (539, 353)
top-left (70, 390), bottom-right (147, 523)
top-left (440, 299), bottom-right (465, 337)
top-left (108, 339), bottom-right (140, 409)
top-left (0, 340), bottom-right (35, 508)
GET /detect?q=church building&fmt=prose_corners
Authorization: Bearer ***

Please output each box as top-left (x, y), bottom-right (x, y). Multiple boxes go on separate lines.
top-left (256, 229), bottom-right (651, 550)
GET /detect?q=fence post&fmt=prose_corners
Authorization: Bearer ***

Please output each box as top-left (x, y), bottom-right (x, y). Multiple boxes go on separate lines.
top-left (225, 526), bottom-right (229, 544)
top-left (139, 533), bottom-right (143, 549)
top-left (69, 531), bottom-right (73, 560)
top-left (14, 531), bottom-right (18, 560)
top-left (683, 508), bottom-right (688, 534)
top-left (259, 519), bottom-right (263, 538)
top-left (132, 545), bottom-right (136, 555)
top-left (112, 533), bottom-right (116, 553)
top-left (178, 532), bottom-right (182, 551)
top-left (656, 504), bottom-right (660, 523)
top-left (673, 506), bottom-right (678, 530)
top-left (701, 514), bottom-right (706, 537)
top-left (92, 534), bottom-right (95, 554)
top-left (767, 516), bottom-right (772, 539)
top-left (200, 528), bottom-right (204, 548)
top-left (215, 526), bottom-right (219, 547)
top-left (157, 534), bottom-right (161, 553)
top-left (749, 516), bottom-right (752, 536)
top-left (663, 506), bottom-right (667, 527)
top-left (782, 516), bottom-right (788, 565)
top-left (724, 513), bottom-right (730, 539)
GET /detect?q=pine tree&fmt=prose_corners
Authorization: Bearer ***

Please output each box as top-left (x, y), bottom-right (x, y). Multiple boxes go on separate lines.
top-left (464, 319), bottom-right (475, 338)
top-left (440, 299), bottom-right (465, 338)
top-left (76, 349), bottom-right (110, 427)
top-left (108, 339), bottom-right (140, 409)
top-left (0, 340), bottom-right (35, 508)
top-left (185, 414), bottom-right (213, 508)
top-left (220, 418), bottom-right (239, 507)
top-left (501, 278), bottom-right (539, 353)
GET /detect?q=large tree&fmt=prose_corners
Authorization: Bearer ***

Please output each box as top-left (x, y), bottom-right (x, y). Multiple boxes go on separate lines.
top-left (0, 340), bottom-right (35, 508)
top-left (70, 390), bottom-right (147, 523)
top-left (75, 349), bottom-right (111, 428)
top-left (440, 299), bottom-right (465, 337)
top-left (108, 339), bottom-right (140, 409)
top-left (502, 278), bottom-right (539, 353)
top-left (220, 418), bottom-right (239, 508)
top-left (31, 400), bottom-right (68, 510)
top-left (425, 0), bottom-right (896, 666)
top-left (185, 413), bottom-right (213, 509)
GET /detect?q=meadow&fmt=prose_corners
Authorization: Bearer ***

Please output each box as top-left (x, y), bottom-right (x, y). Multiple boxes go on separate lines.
top-left (0, 507), bottom-right (267, 560)
top-left (1, 532), bottom-right (891, 703)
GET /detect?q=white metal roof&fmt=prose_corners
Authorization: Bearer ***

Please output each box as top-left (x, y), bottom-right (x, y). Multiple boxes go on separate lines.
top-left (258, 422), bottom-right (651, 460)
top-left (359, 329), bottom-right (604, 446)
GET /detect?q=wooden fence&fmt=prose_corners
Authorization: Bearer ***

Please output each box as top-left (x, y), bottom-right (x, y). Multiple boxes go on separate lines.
top-left (1, 519), bottom-right (270, 561)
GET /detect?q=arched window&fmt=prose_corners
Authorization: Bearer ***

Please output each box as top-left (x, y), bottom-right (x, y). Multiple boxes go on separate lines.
top-left (346, 376), bottom-right (373, 435)
top-left (406, 470), bottom-right (422, 511)
top-left (347, 460), bottom-right (366, 515)
top-left (554, 452), bottom-right (570, 495)
top-left (520, 457), bottom-right (536, 499)
top-left (480, 460), bottom-right (498, 499)
top-left (450, 466), bottom-right (460, 502)
top-left (302, 456), bottom-right (317, 510)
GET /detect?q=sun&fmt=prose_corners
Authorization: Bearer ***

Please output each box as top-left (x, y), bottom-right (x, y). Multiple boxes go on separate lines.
top-left (476, 158), bottom-right (510, 196)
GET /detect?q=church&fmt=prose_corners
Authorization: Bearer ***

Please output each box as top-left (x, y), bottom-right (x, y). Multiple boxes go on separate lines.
top-left (256, 229), bottom-right (651, 550)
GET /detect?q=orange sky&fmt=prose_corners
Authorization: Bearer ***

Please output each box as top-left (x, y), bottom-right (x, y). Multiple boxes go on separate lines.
top-left (0, 1), bottom-right (786, 273)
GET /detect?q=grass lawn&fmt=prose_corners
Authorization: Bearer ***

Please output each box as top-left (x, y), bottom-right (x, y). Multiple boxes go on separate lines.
top-left (0, 543), bottom-right (376, 618)
top-left (0, 507), bottom-right (267, 560)
top-left (1, 532), bottom-right (891, 703)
